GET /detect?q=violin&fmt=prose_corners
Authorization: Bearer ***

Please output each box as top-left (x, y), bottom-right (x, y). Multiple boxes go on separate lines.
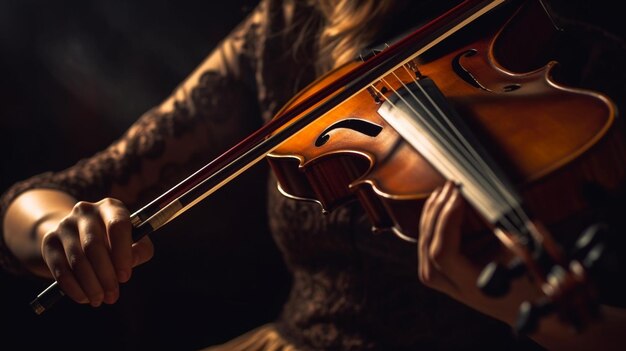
top-left (31, 0), bottom-right (626, 333)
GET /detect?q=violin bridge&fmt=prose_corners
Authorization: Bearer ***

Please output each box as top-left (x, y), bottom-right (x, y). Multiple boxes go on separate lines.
top-left (406, 59), bottom-right (424, 79)
top-left (367, 85), bottom-right (385, 104)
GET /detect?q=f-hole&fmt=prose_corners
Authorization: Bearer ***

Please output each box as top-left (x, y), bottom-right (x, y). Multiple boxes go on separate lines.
top-left (453, 49), bottom-right (493, 91)
top-left (453, 49), bottom-right (522, 93)
top-left (315, 119), bottom-right (383, 147)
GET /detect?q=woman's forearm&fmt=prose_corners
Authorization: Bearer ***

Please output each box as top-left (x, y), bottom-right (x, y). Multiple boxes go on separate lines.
top-left (3, 189), bottom-right (77, 278)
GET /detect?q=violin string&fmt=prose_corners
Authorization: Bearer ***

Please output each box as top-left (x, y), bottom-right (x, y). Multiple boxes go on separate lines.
top-left (398, 67), bottom-right (534, 238)
top-left (368, 80), bottom-right (516, 236)
top-left (372, 78), bottom-right (520, 237)
top-left (395, 64), bottom-right (534, 236)
top-left (373, 67), bottom-right (525, 236)
top-left (360, 52), bottom-right (497, 210)
top-left (390, 67), bottom-right (510, 203)
top-left (361, 48), bottom-right (537, 242)
top-left (375, 76), bottom-right (500, 205)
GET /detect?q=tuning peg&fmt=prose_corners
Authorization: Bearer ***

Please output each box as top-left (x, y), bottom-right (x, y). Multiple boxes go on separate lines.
top-left (515, 266), bottom-right (572, 335)
top-left (476, 257), bottom-right (526, 297)
top-left (516, 261), bottom-right (603, 335)
top-left (514, 298), bottom-right (554, 335)
top-left (572, 223), bottom-right (607, 261)
top-left (572, 223), bottom-right (616, 283)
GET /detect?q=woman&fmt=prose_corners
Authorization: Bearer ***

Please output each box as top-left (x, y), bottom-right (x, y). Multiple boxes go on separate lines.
top-left (2, 0), bottom-right (626, 349)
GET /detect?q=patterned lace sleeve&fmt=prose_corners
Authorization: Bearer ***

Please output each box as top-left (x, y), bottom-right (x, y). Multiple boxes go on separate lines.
top-left (0, 1), bottom-right (272, 275)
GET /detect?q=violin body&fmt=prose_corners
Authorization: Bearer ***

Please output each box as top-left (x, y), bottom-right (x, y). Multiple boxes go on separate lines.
top-left (267, 0), bottom-right (626, 247)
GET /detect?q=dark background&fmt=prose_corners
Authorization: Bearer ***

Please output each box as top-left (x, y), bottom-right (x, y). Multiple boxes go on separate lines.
top-left (0, 1), bottom-right (625, 350)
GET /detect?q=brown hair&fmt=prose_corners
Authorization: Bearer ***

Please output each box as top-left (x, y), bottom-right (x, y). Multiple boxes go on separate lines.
top-left (315, 0), bottom-right (395, 73)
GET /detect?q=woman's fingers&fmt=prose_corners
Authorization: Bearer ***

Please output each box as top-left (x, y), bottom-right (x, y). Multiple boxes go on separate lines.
top-left (419, 182), bottom-right (454, 285)
top-left (418, 185), bottom-right (442, 284)
top-left (428, 183), bottom-right (464, 269)
top-left (41, 233), bottom-right (88, 304)
top-left (99, 198), bottom-right (133, 283)
top-left (39, 197), bottom-right (147, 307)
top-left (53, 214), bottom-right (105, 306)
top-left (132, 236), bottom-right (155, 267)
top-left (418, 181), bottom-right (467, 293)
top-left (78, 213), bottom-right (119, 304)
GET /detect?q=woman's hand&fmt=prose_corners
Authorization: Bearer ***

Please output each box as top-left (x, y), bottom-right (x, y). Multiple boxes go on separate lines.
top-left (418, 180), bottom-right (481, 300)
top-left (41, 198), bottom-right (154, 307)
top-left (417, 180), bottom-right (536, 326)
top-left (416, 181), bottom-right (626, 351)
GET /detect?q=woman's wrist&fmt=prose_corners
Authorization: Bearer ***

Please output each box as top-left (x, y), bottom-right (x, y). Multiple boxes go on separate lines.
top-left (3, 189), bottom-right (76, 278)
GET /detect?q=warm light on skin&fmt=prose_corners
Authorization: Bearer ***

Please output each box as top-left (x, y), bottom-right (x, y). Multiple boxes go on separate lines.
top-left (3, 189), bottom-right (76, 277)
